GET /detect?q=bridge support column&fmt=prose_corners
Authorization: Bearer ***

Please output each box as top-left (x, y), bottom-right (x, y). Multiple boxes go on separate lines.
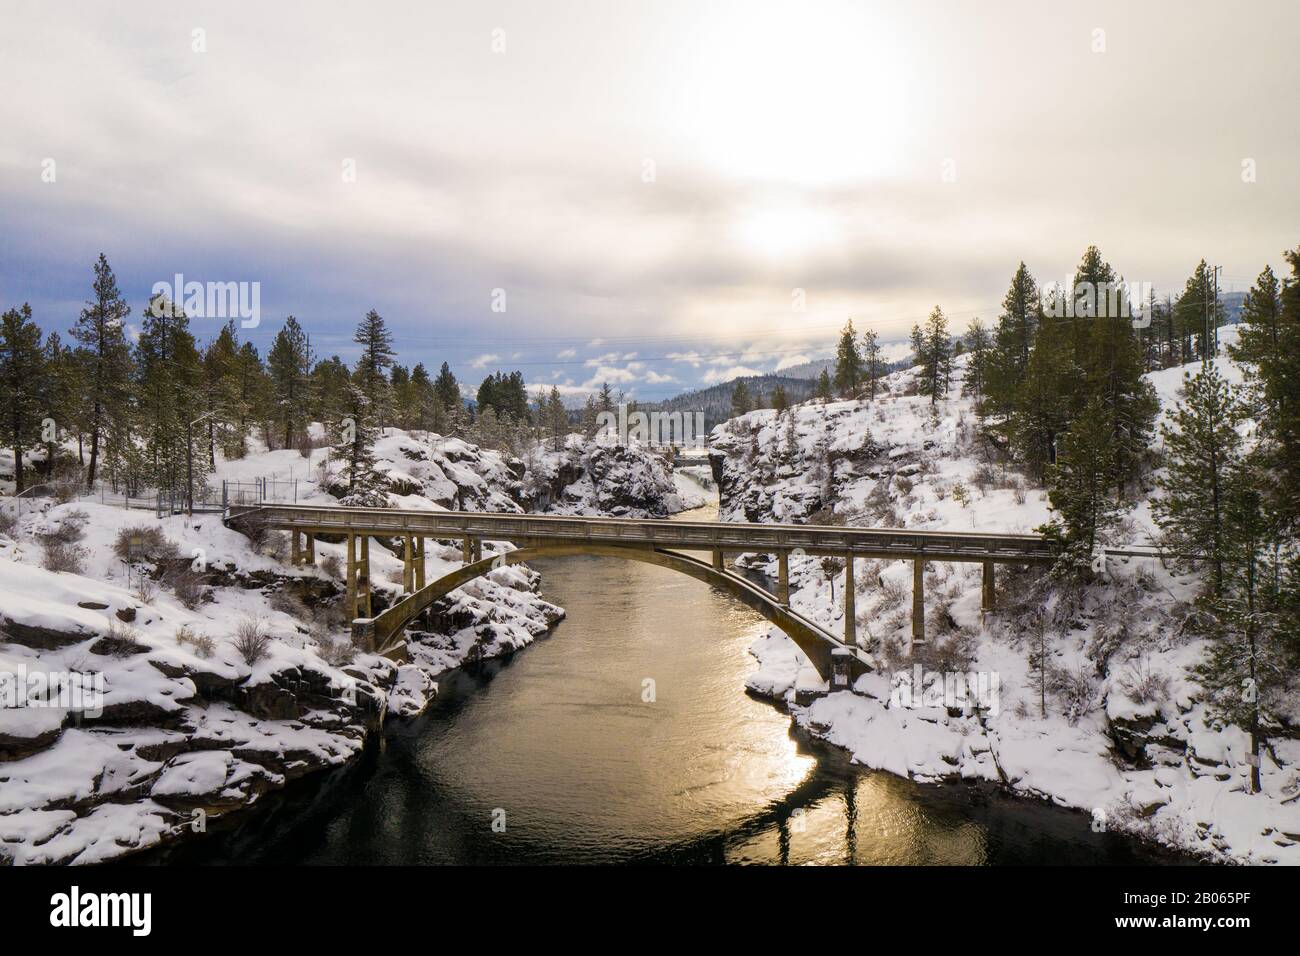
top-left (304, 532), bottom-right (315, 565)
top-left (981, 561), bottom-right (995, 612)
top-left (359, 535), bottom-right (372, 617)
top-left (778, 552), bottom-right (790, 604)
top-left (912, 558), bottom-right (926, 644)
top-left (712, 548), bottom-right (724, 572)
top-left (462, 536), bottom-right (472, 564)
top-left (415, 537), bottom-right (426, 590)
top-left (403, 535), bottom-right (414, 594)
top-left (844, 556), bottom-right (856, 647)
top-left (290, 530), bottom-right (301, 565)
top-left (831, 647), bottom-right (854, 690)
top-left (346, 533), bottom-right (358, 620)
top-left (471, 538), bottom-right (482, 563)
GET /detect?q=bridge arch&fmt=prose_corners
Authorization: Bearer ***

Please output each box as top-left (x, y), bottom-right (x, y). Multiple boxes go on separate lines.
top-left (352, 543), bottom-right (869, 683)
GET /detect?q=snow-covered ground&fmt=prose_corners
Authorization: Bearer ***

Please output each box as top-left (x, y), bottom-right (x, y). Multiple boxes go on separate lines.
top-left (713, 327), bottom-right (1300, 864)
top-left (0, 426), bottom-right (689, 864)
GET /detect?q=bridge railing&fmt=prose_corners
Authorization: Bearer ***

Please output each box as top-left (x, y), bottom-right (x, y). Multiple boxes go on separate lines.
top-left (228, 503), bottom-right (1065, 562)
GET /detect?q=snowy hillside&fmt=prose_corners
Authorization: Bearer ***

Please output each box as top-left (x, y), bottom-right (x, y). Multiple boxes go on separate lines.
top-left (0, 426), bottom-right (690, 864)
top-left (711, 327), bottom-right (1300, 864)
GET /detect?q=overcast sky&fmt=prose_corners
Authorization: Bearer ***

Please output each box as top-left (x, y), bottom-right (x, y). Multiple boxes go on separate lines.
top-left (1, 0), bottom-right (1297, 400)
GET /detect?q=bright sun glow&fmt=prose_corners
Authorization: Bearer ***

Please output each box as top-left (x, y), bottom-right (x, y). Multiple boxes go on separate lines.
top-left (734, 203), bottom-right (837, 258)
top-left (673, 2), bottom-right (912, 186)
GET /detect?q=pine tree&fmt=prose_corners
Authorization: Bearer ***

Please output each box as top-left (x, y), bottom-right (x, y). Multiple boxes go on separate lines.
top-left (42, 330), bottom-right (75, 479)
top-left (201, 321), bottom-right (241, 465)
top-left (268, 316), bottom-right (311, 451)
top-left (1039, 397), bottom-right (1122, 563)
top-left (815, 368), bottom-right (833, 404)
top-left (916, 306), bottom-right (952, 404)
top-left (408, 363), bottom-right (434, 433)
top-left (984, 262), bottom-right (1040, 425)
top-left (771, 382), bottom-right (789, 415)
top-left (135, 294), bottom-right (206, 496)
top-left (1260, 247), bottom-right (1300, 530)
top-left (962, 318), bottom-right (992, 400)
top-left (730, 379), bottom-right (752, 417)
top-left (0, 304), bottom-right (46, 492)
top-left (1194, 456), bottom-right (1290, 794)
top-left (70, 254), bottom-right (132, 486)
top-left (330, 383), bottom-right (380, 500)
top-left (433, 361), bottom-right (461, 424)
top-left (1011, 312), bottom-right (1074, 481)
top-left (1153, 365), bottom-right (1243, 595)
top-left (861, 328), bottom-right (884, 400)
top-left (545, 386), bottom-right (567, 451)
top-left (1230, 265), bottom-right (1282, 372)
top-left (833, 319), bottom-right (863, 398)
top-left (232, 342), bottom-right (270, 458)
top-left (353, 309), bottom-right (395, 430)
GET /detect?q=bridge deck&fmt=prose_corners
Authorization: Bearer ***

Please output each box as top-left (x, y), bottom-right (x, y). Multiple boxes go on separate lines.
top-left (229, 503), bottom-right (1072, 563)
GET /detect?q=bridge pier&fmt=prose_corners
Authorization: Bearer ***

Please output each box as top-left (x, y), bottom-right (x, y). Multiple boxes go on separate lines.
top-left (981, 561), bottom-right (995, 612)
top-left (912, 558), bottom-right (926, 644)
top-left (291, 530), bottom-right (301, 565)
top-left (346, 533), bottom-right (358, 620)
top-left (402, 535), bottom-right (415, 593)
top-left (778, 552), bottom-right (790, 604)
top-left (712, 548), bottom-right (724, 572)
top-left (359, 535), bottom-right (372, 617)
top-left (415, 537), bottom-right (426, 590)
top-left (304, 532), bottom-right (314, 565)
top-left (843, 556), bottom-right (856, 647)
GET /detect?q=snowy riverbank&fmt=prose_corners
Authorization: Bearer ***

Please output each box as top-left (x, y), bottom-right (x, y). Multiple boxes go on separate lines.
top-left (714, 331), bottom-right (1300, 865)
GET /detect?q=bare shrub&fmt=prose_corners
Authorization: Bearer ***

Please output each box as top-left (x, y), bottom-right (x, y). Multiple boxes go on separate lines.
top-left (912, 628), bottom-right (978, 673)
top-left (175, 625), bottom-right (216, 659)
top-left (0, 509), bottom-right (16, 537)
top-left (134, 576), bottom-right (158, 605)
top-left (52, 482), bottom-right (79, 505)
top-left (315, 632), bottom-right (356, 667)
top-left (320, 553), bottom-right (342, 578)
top-left (970, 463), bottom-right (997, 495)
top-left (168, 568), bottom-right (205, 609)
top-left (233, 615), bottom-right (273, 665)
top-left (1011, 481), bottom-right (1027, 506)
top-left (113, 525), bottom-right (179, 564)
top-left (268, 589), bottom-right (301, 616)
top-left (1052, 665), bottom-right (1100, 725)
top-left (878, 576), bottom-right (908, 611)
top-left (37, 508), bottom-right (88, 546)
top-left (40, 540), bottom-right (84, 574)
top-left (1117, 656), bottom-right (1171, 706)
top-left (893, 474), bottom-right (914, 497)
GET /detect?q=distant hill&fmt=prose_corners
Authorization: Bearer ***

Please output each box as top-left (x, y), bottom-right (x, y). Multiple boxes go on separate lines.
top-left (642, 374), bottom-right (818, 431)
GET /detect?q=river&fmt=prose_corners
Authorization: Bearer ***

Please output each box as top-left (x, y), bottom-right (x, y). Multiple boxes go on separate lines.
top-left (161, 492), bottom-right (1185, 865)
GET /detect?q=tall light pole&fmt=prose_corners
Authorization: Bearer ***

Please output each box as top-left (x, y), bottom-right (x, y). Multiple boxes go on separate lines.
top-left (187, 411), bottom-right (216, 515)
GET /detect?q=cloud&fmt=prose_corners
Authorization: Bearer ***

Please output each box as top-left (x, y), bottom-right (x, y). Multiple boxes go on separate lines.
top-left (702, 365), bottom-right (763, 384)
top-left (667, 351), bottom-right (704, 367)
top-left (775, 353), bottom-right (811, 371)
top-left (644, 370), bottom-right (676, 384)
top-left (581, 365), bottom-right (641, 388)
top-left (469, 353), bottom-right (499, 369)
top-left (556, 348), bottom-right (577, 359)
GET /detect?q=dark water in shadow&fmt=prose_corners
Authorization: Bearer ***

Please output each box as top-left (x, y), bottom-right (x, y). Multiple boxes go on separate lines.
top-left (158, 499), bottom-right (1188, 865)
